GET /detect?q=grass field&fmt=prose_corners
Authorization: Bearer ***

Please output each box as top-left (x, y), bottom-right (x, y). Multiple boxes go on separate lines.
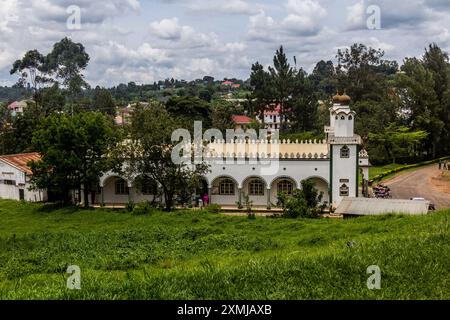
top-left (0, 200), bottom-right (448, 300)
top-left (369, 164), bottom-right (405, 181)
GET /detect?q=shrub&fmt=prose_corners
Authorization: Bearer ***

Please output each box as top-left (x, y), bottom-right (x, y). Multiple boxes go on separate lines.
top-left (132, 201), bottom-right (156, 215)
top-left (206, 204), bottom-right (221, 214)
top-left (280, 180), bottom-right (323, 219)
top-left (125, 200), bottom-right (135, 212)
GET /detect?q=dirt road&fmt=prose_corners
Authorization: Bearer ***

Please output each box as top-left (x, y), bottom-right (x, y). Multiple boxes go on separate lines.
top-left (384, 165), bottom-right (450, 210)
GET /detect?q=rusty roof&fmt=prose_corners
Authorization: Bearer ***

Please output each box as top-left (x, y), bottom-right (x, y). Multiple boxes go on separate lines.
top-left (0, 153), bottom-right (41, 175)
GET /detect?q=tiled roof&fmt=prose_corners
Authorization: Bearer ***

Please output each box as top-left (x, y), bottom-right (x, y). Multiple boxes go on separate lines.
top-left (232, 115), bottom-right (253, 124)
top-left (0, 153), bottom-right (41, 175)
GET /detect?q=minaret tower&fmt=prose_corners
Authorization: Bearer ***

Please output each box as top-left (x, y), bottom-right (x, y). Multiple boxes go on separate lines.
top-left (328, 93), bottom-right (361, 206)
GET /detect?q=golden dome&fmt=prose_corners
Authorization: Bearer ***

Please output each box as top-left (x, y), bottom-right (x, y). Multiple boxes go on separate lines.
top-left (332, 93), bottom-right (341, 104)
top-left (339, 93), bottom-right (351, 105)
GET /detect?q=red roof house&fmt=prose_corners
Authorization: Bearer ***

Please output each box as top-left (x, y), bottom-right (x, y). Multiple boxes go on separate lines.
top-left (232, 115), bottom-right (253, 125)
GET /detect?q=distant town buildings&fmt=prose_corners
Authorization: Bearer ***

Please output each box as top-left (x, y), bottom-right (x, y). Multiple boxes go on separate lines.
top-left (7, 100), bottom-right (29, 116)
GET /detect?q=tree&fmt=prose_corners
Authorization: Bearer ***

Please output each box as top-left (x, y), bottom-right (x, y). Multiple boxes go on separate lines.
top-left (120, 102), bottom-right (209, 211)
top-left (249, 62), bottom-right (274, 121)
top-left (92, 87), bottom-right (116, 116)
top-left (309, 60), bottom-right (337, 97)
top-left (29, 112), bottom-right (118, 205)
top-left (0, 103), bottom-right (43, 155)
top-left (290, 70), bottom-right (319, 132)
top-left (40, 83), bottom-right (66, 115)
top-left (279, 179), bottom-right (323, 218)
top-left (165, 96), bottom-right (212, 130)
top-left (368, 124), bottom-right (428, 164)
top-left (395, 58), bottom-right (443, 158)
top-left (336, 44), bottom-right (398, 102)
top-left (211, 99), bottom-right (244, 132)
top-left (423, 43), bottom-right (450, 156)
top-left (268, 46), bottom-right (295, 130)
top-left (10, 50), bottom-right (50, 107)
top-left (45, 37), bottom-right (90, 113)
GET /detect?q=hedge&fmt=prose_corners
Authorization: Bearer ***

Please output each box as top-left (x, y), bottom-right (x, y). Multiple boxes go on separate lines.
top-left (369, 156), bottom-right (450, 184)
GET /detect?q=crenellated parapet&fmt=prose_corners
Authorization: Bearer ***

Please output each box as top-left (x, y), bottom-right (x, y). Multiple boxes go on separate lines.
top-left (204, 139), bottom-right (330, 160)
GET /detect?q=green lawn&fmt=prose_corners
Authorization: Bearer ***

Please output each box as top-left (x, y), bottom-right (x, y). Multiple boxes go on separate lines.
top-left (369, 164), bottom-right (405, 181)
top-left (0, 200), bottom-right (448, 300)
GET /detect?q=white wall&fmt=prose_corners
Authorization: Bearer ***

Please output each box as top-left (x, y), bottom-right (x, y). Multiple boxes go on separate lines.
top-left (331, 144), bottom-right (358, 206)
top-left (206, 159), bottom-right (330, 207)
top-left (206, 159), bottom-right (329, 190)
top-left (0, 161), bottom-right (46, 202)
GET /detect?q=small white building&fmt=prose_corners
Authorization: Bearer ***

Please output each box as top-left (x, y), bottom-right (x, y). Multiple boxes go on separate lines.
top-left (0, 153), bottom-right (47, 202)
top-left (258, 104), bottom-right (287, 135)
top-left (7, 100), bottom-right (29, 116)
top-left (98, 94), bottom-right (370, 208)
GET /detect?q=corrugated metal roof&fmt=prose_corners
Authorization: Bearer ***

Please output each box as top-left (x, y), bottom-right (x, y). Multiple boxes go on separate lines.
top-left (335, 197), bottom-right (429, 216)
top-left (0, 153), bottom-right (41, 175)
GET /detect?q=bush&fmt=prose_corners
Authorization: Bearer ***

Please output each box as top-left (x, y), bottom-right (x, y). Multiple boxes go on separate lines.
top-left (280, 180), bottom-right (323, 219)
top-left (132, 201), bottom-right (156, 215)
top-left (206, 204), bottom-right (221, 214)
top-left (125, 200), bottom-right (135, 212)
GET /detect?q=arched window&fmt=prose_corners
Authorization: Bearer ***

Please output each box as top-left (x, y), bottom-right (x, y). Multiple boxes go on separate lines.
top-left (341, 115), bottom-right (345, 120)
top-left (340, 184), bottom-right (349, 197)
top-left (340, 145), bottom-right (350, 158)
top-left (219, 179), bottom-right (235, 195)
top-left (115, 178), bottom-right (129, 195)
top-left (249, 179), bottom-right (265, 196)
top-left (348, 115), bottom-right (353, 120)
top-left (277, 180), bottom-right (293, 195)
top-left (335, 116), bottom-right (339, 120)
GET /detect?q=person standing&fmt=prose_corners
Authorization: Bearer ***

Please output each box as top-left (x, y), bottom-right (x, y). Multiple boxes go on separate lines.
top-left (203, 193), bottom-right (209, 206)
top-left (438, 160), bottom-right (442, 170)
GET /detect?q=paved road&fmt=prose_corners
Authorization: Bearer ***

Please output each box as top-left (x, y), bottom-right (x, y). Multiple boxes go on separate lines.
top-left (384, 165), bottom-right (450, 210)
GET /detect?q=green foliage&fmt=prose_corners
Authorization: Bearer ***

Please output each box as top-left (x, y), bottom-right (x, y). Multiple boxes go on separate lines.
top-left (0, 102), bottom-right (43, 154)
top-left (92, 87), bottom-right (116, 116)
top-left (165, 96), bottom-right (212, 130)
top-left (368, 124), bottom-right (428, 164)
top-left (125, 200), bottom-right (135, 212)
top-left (0, 200), bottom-right (448, 299)
top-left (211, 99), bottom-right (244, 132)
top-left (29, 112), bottom-right (118, 205)
top-left (205, 204), bottom-right (221, 214)
top-left (132, 201), bottom-right (156, 215)
top-left (119, 102), bottom-right (209, 211)
top-left (279, 180), bottom-right (323, 219)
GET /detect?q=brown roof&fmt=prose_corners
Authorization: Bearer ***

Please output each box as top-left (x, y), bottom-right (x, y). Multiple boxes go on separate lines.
top-left (0, 153), bottom-right (41, 175)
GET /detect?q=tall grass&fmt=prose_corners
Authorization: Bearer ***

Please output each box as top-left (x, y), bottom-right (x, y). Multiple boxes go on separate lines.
top-left (0, 200), bottom-right (448, 300)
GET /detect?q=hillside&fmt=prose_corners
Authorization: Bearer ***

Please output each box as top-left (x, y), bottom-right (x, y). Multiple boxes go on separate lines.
top-left (0, 200), bottom-right (448, 300)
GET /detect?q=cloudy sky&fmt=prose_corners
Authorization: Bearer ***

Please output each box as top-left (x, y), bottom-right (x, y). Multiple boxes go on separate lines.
top-left (1, 0), bottom-right (450, 87)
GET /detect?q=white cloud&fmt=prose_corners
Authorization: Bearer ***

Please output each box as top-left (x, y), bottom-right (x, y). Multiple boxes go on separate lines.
top-left (149, 17), bottom-right (218, 49)
top-left (185, 0), bottom-right (258, 15)
top-left (0, 0), bottom-right (20, 35)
